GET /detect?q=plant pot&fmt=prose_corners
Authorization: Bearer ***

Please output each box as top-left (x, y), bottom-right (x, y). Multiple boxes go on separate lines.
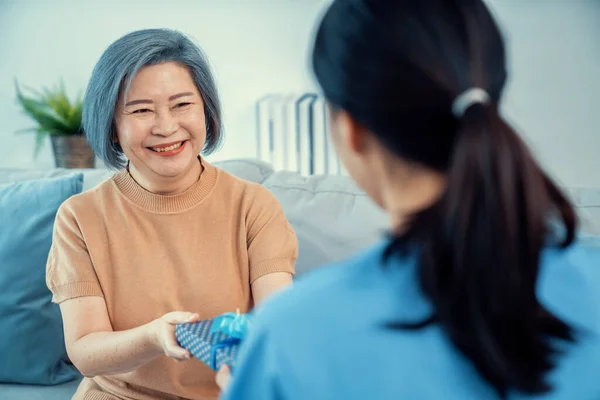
top-left (50, 135), bottom-right (96, 169)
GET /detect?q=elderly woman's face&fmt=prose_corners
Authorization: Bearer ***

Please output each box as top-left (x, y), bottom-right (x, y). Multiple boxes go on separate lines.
top-left (114, 61), bottom-right (206, 180)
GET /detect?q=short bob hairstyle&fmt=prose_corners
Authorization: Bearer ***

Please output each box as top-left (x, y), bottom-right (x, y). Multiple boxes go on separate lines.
top-left (83, 28), bottom-right (223, 170)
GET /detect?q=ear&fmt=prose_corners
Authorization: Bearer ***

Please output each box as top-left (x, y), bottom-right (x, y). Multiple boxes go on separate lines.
top-left (335, 110), bottom-right (368, 155)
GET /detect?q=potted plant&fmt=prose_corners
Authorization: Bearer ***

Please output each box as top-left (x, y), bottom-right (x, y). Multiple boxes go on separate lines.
top-left (15, 79), bottom-right (95, 168)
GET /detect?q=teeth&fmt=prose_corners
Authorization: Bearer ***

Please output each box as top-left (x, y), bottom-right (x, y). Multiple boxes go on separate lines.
top-left (152, 142), bottom-right (183, 152)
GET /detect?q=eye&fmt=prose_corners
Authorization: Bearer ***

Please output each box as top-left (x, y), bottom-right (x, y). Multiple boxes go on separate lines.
top-left (132, 108), bottom-right (151, 114)
top-left (175, 102), bottom-right (192, 108)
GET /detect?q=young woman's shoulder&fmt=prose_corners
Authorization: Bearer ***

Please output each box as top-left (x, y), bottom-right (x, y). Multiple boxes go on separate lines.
top-left (538, 239), bottom-right (600, 331)
top-left (253, 240), bottom-right (393, 323)
top-left (541, 238), bottom-right (600, 276)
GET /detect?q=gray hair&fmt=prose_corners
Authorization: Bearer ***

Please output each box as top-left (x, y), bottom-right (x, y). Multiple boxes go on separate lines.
top-left (83, 28), bottom-right (223, 170)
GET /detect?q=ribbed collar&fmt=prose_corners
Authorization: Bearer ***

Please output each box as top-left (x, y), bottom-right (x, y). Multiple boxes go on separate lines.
top-left (112, 158), bottom-right (217, 213)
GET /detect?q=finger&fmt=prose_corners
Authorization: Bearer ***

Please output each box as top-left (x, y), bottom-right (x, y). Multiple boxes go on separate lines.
top-left (216, 365), bottom-right (231, 390)
top-left (167, 346), bottom-right (191, 360)
top-left (165, 335), bottom-right (191, 360)
top-left (165, 312), bottom-right (199, 325)
top-left (164, 312), bottom-right (199, 324)
top-left (186, 313), bottom-right (200, 323)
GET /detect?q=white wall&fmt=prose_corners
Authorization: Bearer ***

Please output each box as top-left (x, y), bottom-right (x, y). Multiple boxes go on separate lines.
top-left (487, 0), bottom-right (600, 188)
top-left (0, 0), bottom-right (328, 168)
top-left (1, 0), bottom-right (598, 187)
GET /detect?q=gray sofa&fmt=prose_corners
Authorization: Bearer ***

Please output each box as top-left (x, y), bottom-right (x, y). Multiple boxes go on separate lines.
top-left (0, 158), bottom-right (598, 399)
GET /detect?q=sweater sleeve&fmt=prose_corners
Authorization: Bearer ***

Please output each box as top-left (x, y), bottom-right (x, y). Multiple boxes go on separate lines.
top-left (245, 185), bottom-right (298, 283)
top-left (46, 200), bottom-right (104, 304)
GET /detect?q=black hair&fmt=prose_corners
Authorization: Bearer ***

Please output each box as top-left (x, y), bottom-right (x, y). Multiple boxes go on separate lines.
top-left (312, 0), bottom-right (577, 396)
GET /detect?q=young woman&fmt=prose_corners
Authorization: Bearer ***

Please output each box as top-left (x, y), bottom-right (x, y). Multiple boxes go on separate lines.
top-left (218, 1), bottom-right (600, 398)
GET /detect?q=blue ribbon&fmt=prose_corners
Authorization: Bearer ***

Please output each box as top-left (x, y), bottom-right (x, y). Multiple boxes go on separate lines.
top-left (210, 337), bottom-right (240, 371)
top-left (211, 311), bottom-right (251, 340)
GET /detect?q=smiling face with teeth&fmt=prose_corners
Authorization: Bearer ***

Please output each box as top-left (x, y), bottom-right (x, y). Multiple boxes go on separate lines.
top-left (114, 61), bottom-right (206, 194)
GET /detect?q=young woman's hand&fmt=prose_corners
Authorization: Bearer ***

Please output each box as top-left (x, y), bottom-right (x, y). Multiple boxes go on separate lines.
top-left (216, 365), bottom-right (232, 391)
top-left (149, 311), bottom-right (200, 361)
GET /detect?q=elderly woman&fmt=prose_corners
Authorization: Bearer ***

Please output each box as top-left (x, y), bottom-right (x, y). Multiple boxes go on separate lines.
top-left (45, 28), bottom-right (297, 400)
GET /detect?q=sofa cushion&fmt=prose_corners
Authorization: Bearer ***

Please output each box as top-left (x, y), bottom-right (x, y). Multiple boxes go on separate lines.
top-left (0, 158), bottom-right (274, 193)
top-left (214, 158), bottom-right (274, 184)
top-left (263, 171), bottom-right (388, 276)
top-left (0, 174), bottom-right (83, 384)
top-left (0, 377), bottom-right (83, 400)
top-left (0, 167), bottom-right (113, 192)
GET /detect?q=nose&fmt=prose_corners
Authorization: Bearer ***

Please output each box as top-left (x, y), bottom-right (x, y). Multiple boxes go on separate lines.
top-left (151, 110), bottom-right (179, 137)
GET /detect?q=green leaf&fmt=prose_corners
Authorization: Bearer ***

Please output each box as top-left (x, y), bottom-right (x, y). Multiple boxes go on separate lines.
top-left (15, 127), bottom-right (43, 135)
top-left (43, 80), bottom-right (72, 121)
top-left (14, 78), bottom-right (83, 136)
top-left (15, 80), bottom-right (47, 110)
top-left (33, 128), bottom-right (47, 159)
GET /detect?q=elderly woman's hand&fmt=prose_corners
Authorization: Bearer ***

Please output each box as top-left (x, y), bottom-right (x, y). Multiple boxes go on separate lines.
top-left (148, 311), bottom-right (200, 361)
top-left (216, 364), bottom-right (232, 391)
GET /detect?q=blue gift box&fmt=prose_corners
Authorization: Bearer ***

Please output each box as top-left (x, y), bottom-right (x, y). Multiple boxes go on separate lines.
top-left (176, 311), bottom-right (251, 371)
top-left (176, 320), bottom-right (240, 371)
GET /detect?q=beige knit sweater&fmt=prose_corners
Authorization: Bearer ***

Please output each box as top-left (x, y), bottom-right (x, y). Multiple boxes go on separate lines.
top-left (46, 160), bottom-right (297, 399)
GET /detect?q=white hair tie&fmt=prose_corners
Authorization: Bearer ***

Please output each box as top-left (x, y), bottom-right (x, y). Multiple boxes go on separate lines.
top-left (452, 87), bottom-right (490, 118)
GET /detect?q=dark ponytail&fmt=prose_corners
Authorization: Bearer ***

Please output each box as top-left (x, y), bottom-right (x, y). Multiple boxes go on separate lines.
top-left (312, 0), bottom-right (578, 396)
top-left (388, 102), bottom-right (577, 396)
